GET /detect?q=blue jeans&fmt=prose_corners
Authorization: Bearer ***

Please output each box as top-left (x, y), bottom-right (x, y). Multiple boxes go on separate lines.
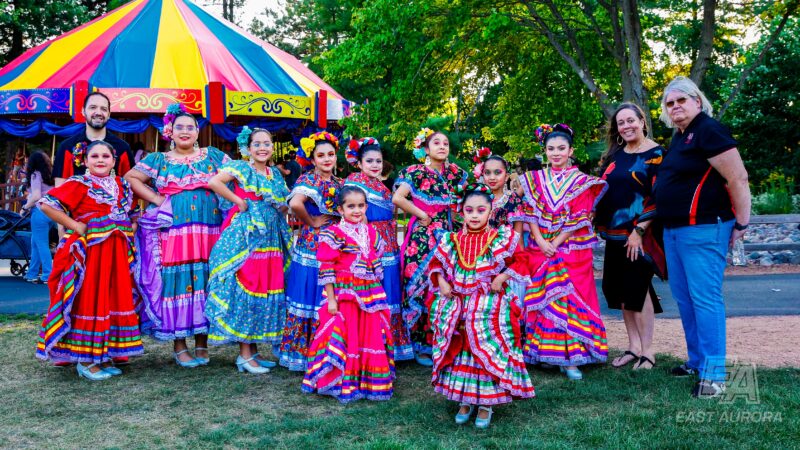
top-left (663, 219), bottom-right (734, 383)
top-left (25, 208), bottom-right (54, 281)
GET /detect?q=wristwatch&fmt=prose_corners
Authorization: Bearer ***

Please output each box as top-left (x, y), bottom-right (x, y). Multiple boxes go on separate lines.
top-left (634, 225), bottom-right (646, 236)
top-left (734, 222), bottom-right (749, 231)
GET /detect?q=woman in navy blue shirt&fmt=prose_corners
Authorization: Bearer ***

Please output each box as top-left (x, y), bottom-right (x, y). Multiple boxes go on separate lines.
top-left (656, 76), bottom-right (751, 399)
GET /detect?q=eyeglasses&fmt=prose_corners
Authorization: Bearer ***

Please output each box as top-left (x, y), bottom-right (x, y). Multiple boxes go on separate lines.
top-left (665, 96), bottom-right (691, 108)
top-left (173, 125), bottom-right (197, 132)
top-left (251, 142), bottom-right (274, 148)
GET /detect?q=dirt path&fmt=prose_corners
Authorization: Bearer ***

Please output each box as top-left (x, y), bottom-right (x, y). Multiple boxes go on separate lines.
top-left (604, 315), bottom-right (800, 368)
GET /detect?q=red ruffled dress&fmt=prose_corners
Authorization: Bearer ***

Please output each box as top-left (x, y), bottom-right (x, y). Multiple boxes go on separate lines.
top-left (302, 220), bottom-right (395, 403)
top-left (35, 174), bottom-right (143, 364)
top-left (427, 226), bottom-right (535, 406)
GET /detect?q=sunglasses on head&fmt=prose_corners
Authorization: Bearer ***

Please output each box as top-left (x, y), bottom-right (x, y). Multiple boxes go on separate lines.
top-left (666, 96), bottom-right (692, 108)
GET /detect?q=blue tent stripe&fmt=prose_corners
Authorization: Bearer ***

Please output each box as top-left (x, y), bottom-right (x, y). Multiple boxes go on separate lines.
top-left (89, 0), bottom-right (162, 88)
top-left (183, 0), bottom-right (306, 95)
top-left (0, 46), bottom-right (49, 87)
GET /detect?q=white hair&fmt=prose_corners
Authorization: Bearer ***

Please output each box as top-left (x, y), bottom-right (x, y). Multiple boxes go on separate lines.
top-left (659, 76), bottom-right (714, 128)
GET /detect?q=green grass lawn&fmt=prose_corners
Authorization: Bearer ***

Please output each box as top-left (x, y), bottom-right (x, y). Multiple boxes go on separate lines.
top-left (2, 315), bottom-right (798, 449)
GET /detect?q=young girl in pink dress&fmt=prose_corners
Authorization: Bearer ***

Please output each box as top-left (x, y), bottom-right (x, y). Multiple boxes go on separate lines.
top-left (302, 185), bottom-right (395, 403)
top-left (514, 124), bottom-right (608, 380)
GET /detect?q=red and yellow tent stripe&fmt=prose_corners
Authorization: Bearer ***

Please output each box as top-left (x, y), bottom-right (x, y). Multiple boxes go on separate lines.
top-left (0, 0), bottom-right (343, 99)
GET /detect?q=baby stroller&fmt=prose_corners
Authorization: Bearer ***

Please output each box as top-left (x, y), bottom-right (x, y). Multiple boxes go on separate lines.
top-left (0, 209), bottom-right (32, 277)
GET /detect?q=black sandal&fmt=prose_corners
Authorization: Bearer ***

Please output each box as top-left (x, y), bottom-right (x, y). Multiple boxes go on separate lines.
top-left (612, 351), bottom-right (639, 368)
top-left (634, 355), bottom-right (656, 370)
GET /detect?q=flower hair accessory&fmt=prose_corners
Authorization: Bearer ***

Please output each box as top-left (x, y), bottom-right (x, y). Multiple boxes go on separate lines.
top-left (161, 103), bottom-right (187, 142)
top-left (346, 137), bottom-right (380, 167)
top-left (73, 141), bottom-right (89, 167)
top-left (452, 182), bottom-right (494, 206)
top-left (236, 126), bottom-right (253, 158)
top-left (535, 123), bottom-right (574, 146)
top-left (412, 127), bottom-right (435, 162)
top-left (472, 147), bottom-right (492, 179)
top-left (300, 131), bottom-right (339, 155)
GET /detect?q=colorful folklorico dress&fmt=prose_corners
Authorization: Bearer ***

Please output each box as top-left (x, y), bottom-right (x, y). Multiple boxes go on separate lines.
top-left (516, 166), bottom-right (609, 366)
top-left (489, 190), bottom-right (527, 302)
top-left (279, 172), bottom-right (343, 370)
top-left (206, 161), bottom-right (293, 345)
top-left (428, 226), bottom-right (535, 405)
top-left (35, 174), bottom-right (144, 363)
top-left (302, 221), bottom-right (394, 403)
top-left (489, 189), bottom-right (525, 230)
top-left (345, 172), bottom-right (412, 360)
top-left (395, 163), bottom-right (467, 355)
top-left (133, 147), bottom-right (229, 340)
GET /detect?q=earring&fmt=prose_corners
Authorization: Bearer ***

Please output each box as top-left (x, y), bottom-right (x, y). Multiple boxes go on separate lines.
top-left (424, 156), bottom-right (431, 166)
top-left (169, 140), bottom-right (176, 150)
top-left (110, 168), bottom-right (116, 178)
top-left (193, 141), bottom-right (200, 150)
top-left (616, 135), bottom-right (624, 146)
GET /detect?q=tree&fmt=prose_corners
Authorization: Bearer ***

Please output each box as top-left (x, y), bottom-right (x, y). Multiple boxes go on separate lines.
top-left (495, 0), bottom-right (797, 126)
top-left (725, 17), bottom-right (800, 185)
top-left (0, 0), bottom-right (92, 66)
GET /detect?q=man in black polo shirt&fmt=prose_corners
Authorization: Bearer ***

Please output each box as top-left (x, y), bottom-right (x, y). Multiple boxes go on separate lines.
top-left (53, 92), bottom-right (133, 186)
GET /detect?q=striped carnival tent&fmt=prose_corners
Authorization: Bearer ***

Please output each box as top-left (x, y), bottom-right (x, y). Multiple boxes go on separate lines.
top-left (0, 0), bottom-right (350, 145)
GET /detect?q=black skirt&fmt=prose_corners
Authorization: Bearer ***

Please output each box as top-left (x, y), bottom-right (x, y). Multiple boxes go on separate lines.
top-left (602, 240), bottom-right (663, 313)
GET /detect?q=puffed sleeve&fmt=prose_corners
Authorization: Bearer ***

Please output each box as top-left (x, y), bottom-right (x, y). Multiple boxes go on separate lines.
top-left (317, 228), bottom-right (344, 286)
top-left (564, 179), bottom-right (606, 233)
top-left (132, 151), bottom-right (162, 180)
top-left (427, 232), bottom-right (455, 292)
top-left (37, 178), bottom-right (87, 215)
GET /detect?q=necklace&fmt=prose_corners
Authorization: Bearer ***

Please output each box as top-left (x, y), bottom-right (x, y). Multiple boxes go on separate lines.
top-left (549, 167), bottom-right (569, 185)
top-left (339, 220), bottom-right (370, 257)
top-left (624, 139), bottom-right (646, 154)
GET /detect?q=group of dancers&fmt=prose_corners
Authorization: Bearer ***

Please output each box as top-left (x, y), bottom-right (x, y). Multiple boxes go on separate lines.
top-left (34, 102), bottom-right (609, 428)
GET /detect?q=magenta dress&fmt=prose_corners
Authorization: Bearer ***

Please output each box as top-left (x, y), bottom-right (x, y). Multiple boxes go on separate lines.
top-left (516, 166), bottom-right (609, 366)
top-left (302, 221), bottom-right (394, 403)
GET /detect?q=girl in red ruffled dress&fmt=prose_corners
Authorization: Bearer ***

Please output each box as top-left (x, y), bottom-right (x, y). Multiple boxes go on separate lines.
top-left (35, 141), bottom-right (143, 381)
top-left (302, 185), bottom-right (395, 403)
top-left (428, 184), bottom-right (535, 429)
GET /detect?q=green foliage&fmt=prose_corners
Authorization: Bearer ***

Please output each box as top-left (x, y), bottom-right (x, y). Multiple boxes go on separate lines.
top-left (726, 17), bottom-right (800, 186)
top-left (250, 0), bottom-right (795, 180)
top-left (1, 319), bottom-right (799, 448)
top-left (752, 172), bottom-right (799, 214)
top-left (0, 0), bottom-right (94, 65)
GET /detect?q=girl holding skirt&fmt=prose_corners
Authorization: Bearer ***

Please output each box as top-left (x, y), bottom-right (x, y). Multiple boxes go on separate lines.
top-left (428, 184), bottom-right (535, 428)
top-left (302, 185), bottom-right (395, 403)
top-left (206, 127), bottom-right (292, 374)
top-left (36, 141), bottom-right (143, 380)
top-left (126, 104), bottom-right (228, 368)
